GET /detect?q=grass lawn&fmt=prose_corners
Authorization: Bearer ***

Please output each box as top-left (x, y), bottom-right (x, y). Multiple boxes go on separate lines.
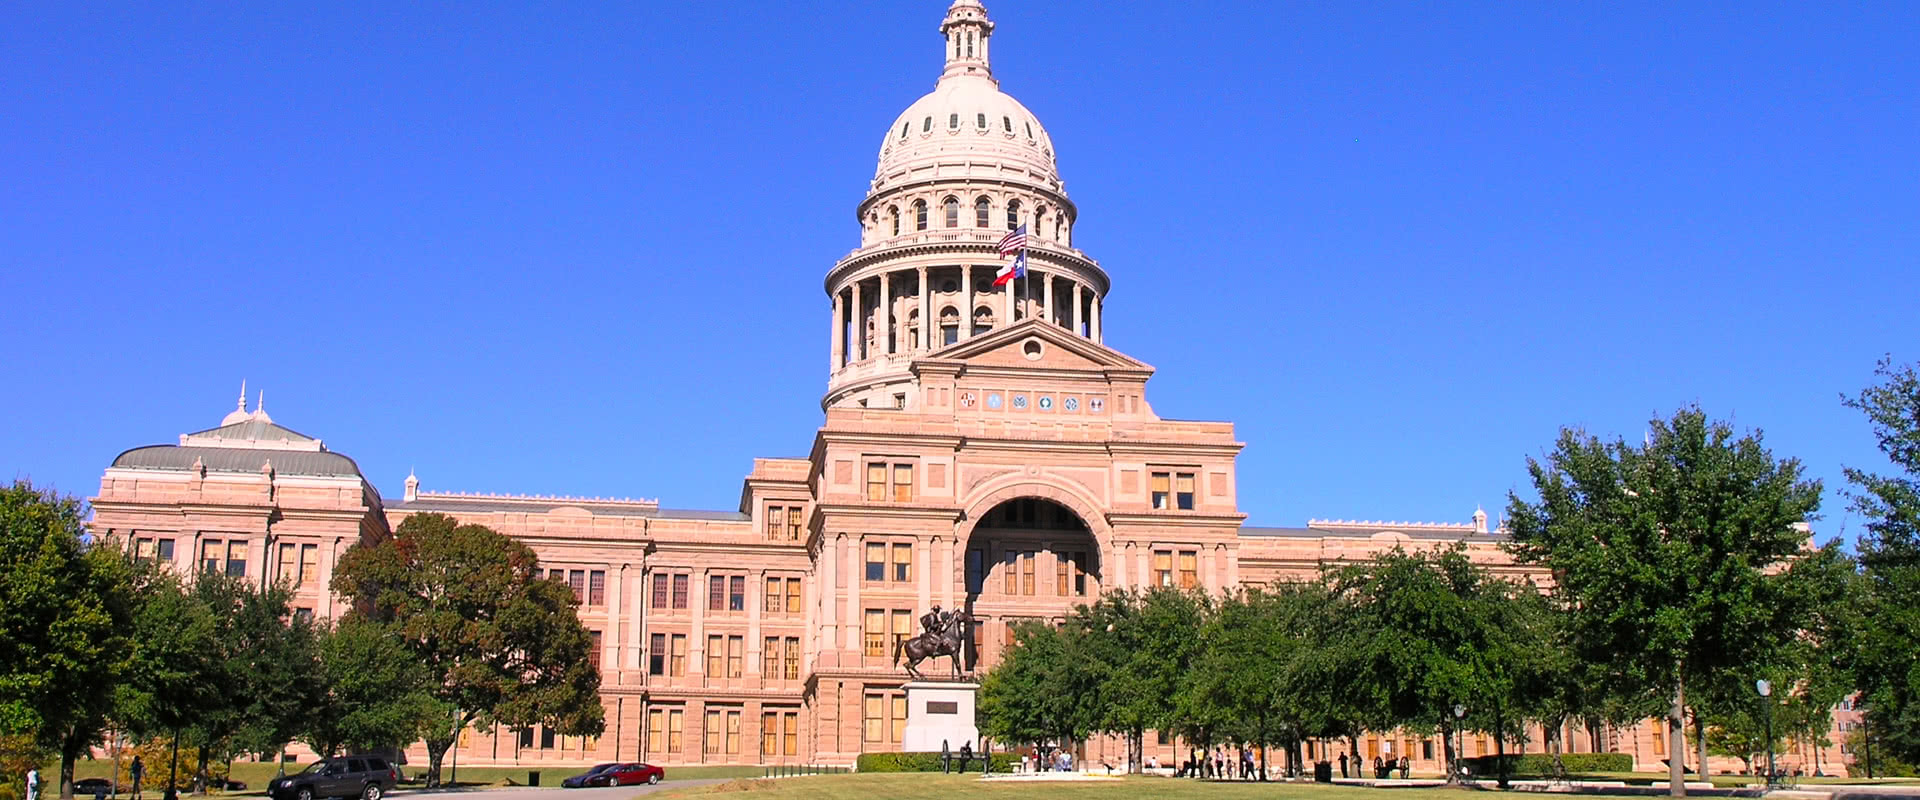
top-left (46, 760), bottom-right (768, 795)
top-left (649, 774), bottom-right (1464, 800)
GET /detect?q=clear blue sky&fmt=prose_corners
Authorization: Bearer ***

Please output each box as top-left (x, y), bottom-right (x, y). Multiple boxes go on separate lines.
top-left (3, 2), bottom-right (1915, 538)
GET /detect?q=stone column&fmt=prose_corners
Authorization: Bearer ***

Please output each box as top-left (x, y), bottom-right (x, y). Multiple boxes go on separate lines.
top-left (830, 290), bottom-right (844, 369)
top-left (629, 567), bottom-right (645, 670)
top-left (917, 537), bottom-right (932, 614)
top-left (850, 280), bottom-right (863, 360)
top-left (607, 561), bottom-right (623, 673)
top-left (878, 271), bottom-right (892, 356)
top-left (844, 535), bottom-right (861, 653)
top-left (962, 265), bottom-right (974, 338)
top-left (1091, 292), bottom-right (1102, 343)
top-left (818, 535), bottom-right (836, 658)
top-left (1042, 271), bottom-right (1053, 323)
top-left (748, 569), bottom-right (764, 676)
top-left (1073, 282), bottom-right (1084, 337)
top-left (692, 568), bottom-right (708, 676)
top-left (917, 266), bottom-right (930, 351)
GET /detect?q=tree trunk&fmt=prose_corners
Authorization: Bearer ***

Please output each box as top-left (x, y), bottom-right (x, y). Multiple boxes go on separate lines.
top-left (423, 736), bottom-right (452, 789)
top-left (1494, 708), bottom-right (1511, 789)
top-left (1693, 713), bottom-right (1708, 784)
top-left (166, 731), bottom-right (180, 800)
top-left (1442, 720), bottom-right (1458, 785)
top-left (60, 724), bottom-right (83, 800)
top-left (1669, 678), bottom-right (1687, 797)
top-left (192, 746), bottom-right (207, 796)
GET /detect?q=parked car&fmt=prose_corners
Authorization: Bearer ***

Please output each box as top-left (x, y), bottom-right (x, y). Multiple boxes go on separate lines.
top-left (73, 778), bottom-right (117, 799)
top-left (597, 764), bottom-right (664, 786)
top-left (268, 756), bottom-right (399, 800)
top-left (559, 764), bottom-right (620, 788)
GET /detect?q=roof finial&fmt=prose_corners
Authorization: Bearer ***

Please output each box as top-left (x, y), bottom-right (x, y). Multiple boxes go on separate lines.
top-left (221, 380), bottom-right (253, 425)
top-left (252, 389), bottom-right (273, 423)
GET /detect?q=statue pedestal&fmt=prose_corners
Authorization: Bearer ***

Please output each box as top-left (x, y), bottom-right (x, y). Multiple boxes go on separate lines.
top-left (900, 681), bottom-right (979, 752)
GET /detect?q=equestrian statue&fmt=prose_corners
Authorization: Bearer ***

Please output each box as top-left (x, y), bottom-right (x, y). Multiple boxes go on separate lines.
top-left (893, 604), bottom-right (974, 680)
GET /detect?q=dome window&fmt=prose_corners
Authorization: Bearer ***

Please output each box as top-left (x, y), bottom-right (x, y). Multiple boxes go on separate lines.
top-left (923, 116), bottom-right (932, 133)
top-left (889, 207), bottom-right (900, 236)
top-left (900, 121), bottom-right (909, 139)
top-left (1003, 116), bottom-right (1012, 132)
top-left (976, 113), bottom-right (987, 129)
top-left (974, 196), bottom-right (991, 228)
top-left (949, 113), bottom-right (959, 129)
top-left (1025, 121), bottom-right (1033, 138)
top-left (914, 200), bottom-right (928, 231)
top-left (943, 196), bottom-right (960, 228)
top-left (1006, 199), bottom-right (1022, 231)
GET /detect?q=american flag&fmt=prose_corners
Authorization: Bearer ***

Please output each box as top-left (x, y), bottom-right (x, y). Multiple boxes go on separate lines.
top-left (997, 224), bottom-right (1028, 257)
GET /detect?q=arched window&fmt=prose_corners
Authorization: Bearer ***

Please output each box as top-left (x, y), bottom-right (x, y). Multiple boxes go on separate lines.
top-left (907, 309), bottom-right (922, 349)
top-left (943, 197), bottom-right (959, 228)
top-left (1003, 116), bottom-right (1012, 132)
top-left (1006, 199), bottom-right (1022, 231)
top-left (914, 200), bottom-right (928, 231)
top-left (1035, 204), bottom-right (1049, 237)
top-left (923, 116), bottom-right (932, 133)
top-left (966, 31), bottom-right (975, 58)
top-left (974, 305), bottom-right (995, 334)
top-left (889, 207), bottom-right (900, 236)
top-left (949, 113), bottom-right (959, 129)
top-left (939, 306), bottom-right (960, 345)
top-left (974, 197), bottom-right (991, 228)
top-left (976, 113), bottom-right (987, 129)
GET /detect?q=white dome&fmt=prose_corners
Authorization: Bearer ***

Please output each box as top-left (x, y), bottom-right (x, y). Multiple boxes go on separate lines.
top-left (875, 75), bottom-right (1059, 187)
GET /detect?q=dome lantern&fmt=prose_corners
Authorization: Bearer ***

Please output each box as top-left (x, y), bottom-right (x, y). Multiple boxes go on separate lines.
top-left (940, 0), bottom-right (996, 83)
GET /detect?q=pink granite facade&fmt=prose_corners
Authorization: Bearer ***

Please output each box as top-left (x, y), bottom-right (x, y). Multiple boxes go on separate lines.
top-left (88, 0), bottom-right (1855, 778)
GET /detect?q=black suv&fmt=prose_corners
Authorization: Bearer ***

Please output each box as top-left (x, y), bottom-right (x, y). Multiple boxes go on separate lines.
top-left (269, 756), bottom-right (399, 800)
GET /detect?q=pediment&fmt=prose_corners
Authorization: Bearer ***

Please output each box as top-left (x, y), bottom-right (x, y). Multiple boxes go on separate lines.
top-left (921, 318), bottom-right (1154, 374)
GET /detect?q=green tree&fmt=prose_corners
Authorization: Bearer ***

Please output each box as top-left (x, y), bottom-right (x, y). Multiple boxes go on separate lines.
top-left (1505, 407), bottom-right (1823, 796)
top-left (331, 512), bottom-right (604, 786)
top-left (116, 572), bottom-right (221, 799)
top-left (1179, 586), bottom-right (1319, 779)
top-left (1843, 358), bottom-right (1920, 764)
top-left (978, 619), bottom-right (1096, 749)
top-left (0, 482), bottom-right (137, 800)
top-left (1073, 588), bottom-right (1208, 773)
top-left (302, 619), bottom-right (434, 757)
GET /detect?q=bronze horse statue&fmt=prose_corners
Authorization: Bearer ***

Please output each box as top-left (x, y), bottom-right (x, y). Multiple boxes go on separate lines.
top-left (894, 609), bottom-right (974, 680)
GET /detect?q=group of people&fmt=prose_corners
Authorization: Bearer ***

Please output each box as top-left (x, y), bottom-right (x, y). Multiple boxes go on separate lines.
top-left (1018, 748), bottom-right (1074, 773)
top-left (1337, 751), bottom-right (1411, 779)
top-left (1176, 747), bottom-right (1261, 780)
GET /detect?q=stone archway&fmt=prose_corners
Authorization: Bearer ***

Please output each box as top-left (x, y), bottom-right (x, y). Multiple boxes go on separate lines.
top-left (954, 485), bottom-right (1108, 672)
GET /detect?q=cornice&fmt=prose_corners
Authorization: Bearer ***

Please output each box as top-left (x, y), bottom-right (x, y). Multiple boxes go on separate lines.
top-left (816, 430), bottom-right (966, 450)
top-left (1108, 511), bottom-right (1249, 527)
top-left (826, 241), bottom-right (1107, 294)
top-left (814, 503), bottom-right (964, 523)
top-left (1105, 441), bottom-right (1247, 458)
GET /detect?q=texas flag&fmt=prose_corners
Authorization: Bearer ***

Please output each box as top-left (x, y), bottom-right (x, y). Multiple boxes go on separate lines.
top-left (993, 251), bottom-right (1027, 287)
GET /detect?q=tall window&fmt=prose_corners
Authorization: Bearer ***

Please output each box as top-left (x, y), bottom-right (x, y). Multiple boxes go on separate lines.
top-left (914, 200), bottom-right (928, 231)
top-left (889, 207), bottom-right (900, 236)
top-left (1153, 550), bottom-right (1174, 587)
top-left (975, 197), bottom-right (991, 228)
top-left (649, 709), bottom-right (684, 753)
top-left (943, 196), bottom-right (959, 228)
top-left (670, 634), bottom-right (687, 676)
top-left (1006, 199), bottom-right (1021, 230)
top-left (866, 543), bottom-right (886, 581)
top-left (762, 712), bottom-right (779, 757)
top-left (766, 507), bottom-right (785, 540)
top-left (589, 570), bottom-right (606, 605)
top-left (705, 710), bottom-right (722, 755)
top-left (1151, 472), bottom-right (1171, 509)
top-left (650, 633), bottom-right (666, 675)
top-left (891, 609), bottom-right (912, 653)
top-left (893, 464), bottom-right (914, 501)
top-left (709, 575), bottom-right (726, 611)
top-left (948, 112), bottom-right (959, 129)
top-left (764, 637), bottom-right (781, 677)
top-left (729, 575), bottom-right (745, 611)
top-left (278, 543), bottom-right (295, 584)
top-left (569, 570), bottom-right (586, 603)
top-left (892, 543), bottom-right (912, 582)
top-left (1022, 550), bottom-right (1036, 595)
top-left (299, 544), bottom-right (317, 586)
top-left (765, 576), bottom-right (783, 613)
top-left (1177, 472), bottom-right (1196, 510)
top-left (976, 112), bottom-right (987, 129)
top-left (863, 694), bottom-right (885, 742)
top-left (652, 574), bottom-right (669, 608)
top-left (867, 463), bottom-right (887, 501)
top-left (1178, 551), bottom-right (1199, 589)
top-left (864, 609), bottom-right (886, 656)
top-left (707, 635), bottom-right (724, 676)
top-left (891, 695), bottom-right (908, 744)
top-left (785, 577), bottom-right (802, 613)
top-left (784, 637), bottom-right (800, 679)
top-left (966, 549), bottom-right (984, 594)
top-left (727, 635), bottom-right (743, 678)
top-left (1003, 551), bottom-right (1019, 594)
top-left (672, 574), bottom-right (689, 609)
top-left (1058, 552), bottom-right (1087, 597)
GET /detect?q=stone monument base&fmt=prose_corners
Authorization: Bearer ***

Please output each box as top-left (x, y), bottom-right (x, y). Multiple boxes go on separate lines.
top-left (900, 681), bottom-right (979, 752)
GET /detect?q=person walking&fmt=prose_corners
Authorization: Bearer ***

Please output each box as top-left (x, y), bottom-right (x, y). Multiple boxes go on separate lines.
top-left (131, 756), bottom-right (146, 800)
top-left (1339, 752), bottom-right (1349, 778)
top-left (26, 767), bottom-right (41, 800)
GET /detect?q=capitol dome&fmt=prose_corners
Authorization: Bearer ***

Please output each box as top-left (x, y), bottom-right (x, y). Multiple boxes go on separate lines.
top-left (870, 0), bottom-right (1061, 192)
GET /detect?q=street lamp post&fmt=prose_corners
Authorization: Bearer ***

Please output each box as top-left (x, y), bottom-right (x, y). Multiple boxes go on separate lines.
top-left (1757, 680), bottom-right (1775, 787)
top-left (1453, 705), bottom-right (1467, 781)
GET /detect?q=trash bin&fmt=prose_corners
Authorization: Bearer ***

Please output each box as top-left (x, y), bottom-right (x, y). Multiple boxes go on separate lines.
top-left (1315, 761), bottom-right (1333, 783)
top-left (527, 771), bottom-right (540, 787)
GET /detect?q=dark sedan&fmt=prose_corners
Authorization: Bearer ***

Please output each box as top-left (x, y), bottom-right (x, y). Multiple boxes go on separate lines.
top-left (559, 764), bottom-right (619, 788)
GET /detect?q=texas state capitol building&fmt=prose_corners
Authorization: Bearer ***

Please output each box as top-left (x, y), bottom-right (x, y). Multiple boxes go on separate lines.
top-left (90, 0), bottom-right (1859, 777)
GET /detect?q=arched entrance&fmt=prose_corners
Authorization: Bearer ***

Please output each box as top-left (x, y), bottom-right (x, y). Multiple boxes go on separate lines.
top-left (958, 496), bottom-right (1102, 670)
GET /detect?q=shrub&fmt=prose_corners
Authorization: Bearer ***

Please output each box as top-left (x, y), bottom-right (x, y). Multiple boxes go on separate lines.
top-left (1462, 753), bottom-right (1632, 775)
top-left (855, 751), bottom-right (1019, 773)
